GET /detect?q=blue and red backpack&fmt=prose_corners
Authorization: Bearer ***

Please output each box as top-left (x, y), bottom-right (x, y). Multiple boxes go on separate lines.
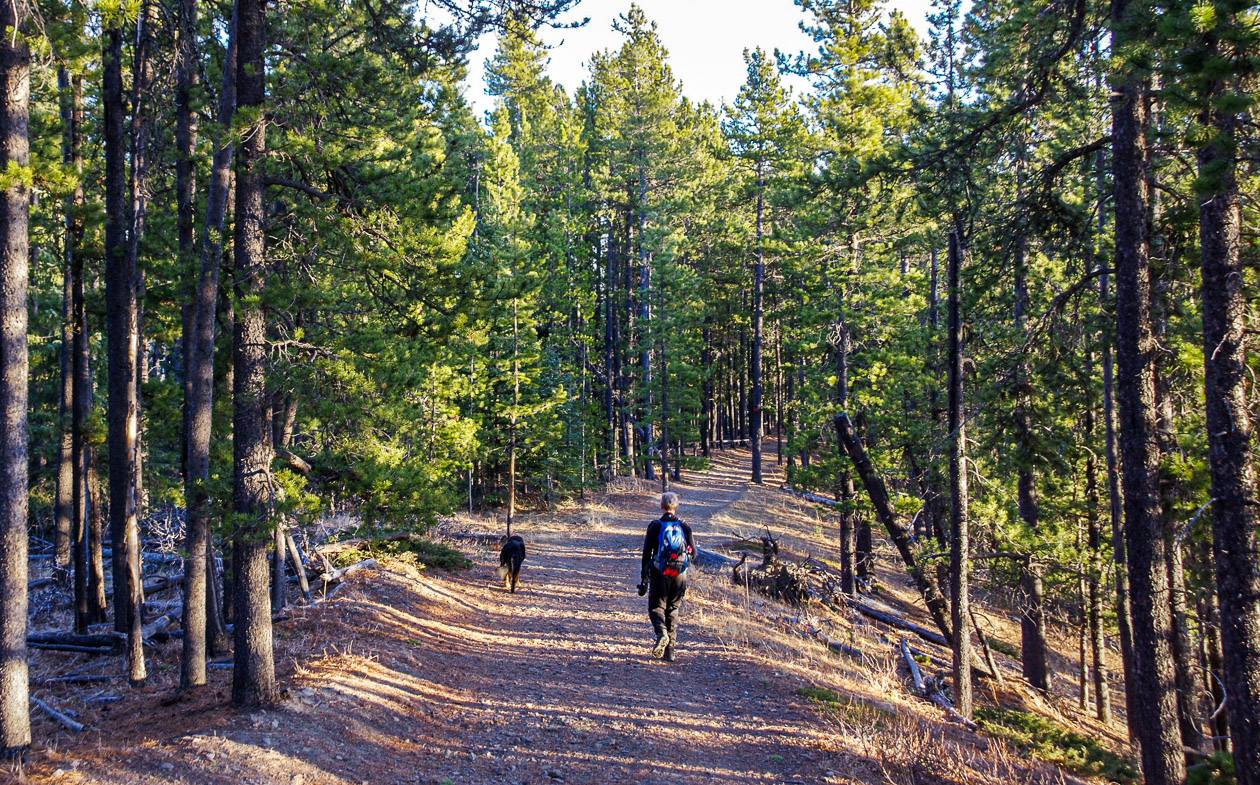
top-left (654, 517), bottom-right (690, 577)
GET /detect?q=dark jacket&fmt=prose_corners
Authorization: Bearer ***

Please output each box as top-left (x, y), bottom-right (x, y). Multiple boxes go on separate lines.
top-left (641, 514), bottom-right (696, 582)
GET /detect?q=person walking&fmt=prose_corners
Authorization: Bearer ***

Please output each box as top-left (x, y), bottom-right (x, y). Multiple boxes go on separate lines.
top-left (637, 492), bottom-right (695, 662)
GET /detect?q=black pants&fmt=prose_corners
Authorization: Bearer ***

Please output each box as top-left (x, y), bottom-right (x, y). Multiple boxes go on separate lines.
top-left (648, 570), bottom-right (687, 640)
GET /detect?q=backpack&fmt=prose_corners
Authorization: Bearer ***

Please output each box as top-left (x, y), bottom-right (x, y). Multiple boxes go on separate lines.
top-left (654, 518), bottom-right (690, 577)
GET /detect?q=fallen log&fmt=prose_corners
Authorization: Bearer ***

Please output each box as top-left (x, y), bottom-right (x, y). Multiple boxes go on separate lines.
top-left (142, 613), bottom-right (176, 641)
top-left (693, 546), bottom-right (737, 572)
top-left (835, 413), bottom-right (952, 641)
top-left (899, 638), bottom-right (978, 731)
top-left (847, 597), bottom-right (949, 647)
top-left (142, 575), bottom-right (180, 595)
top-left (31, 697), bottom-right (85, 733)
top-left (28, 631), bottom-right (125, 651)
top-left (29, 643), bottom-right (115, 655)
top-left (901, 637), bottom-right (928, 692)
top-left (38, 674), bottom-right (115, 685)
top-left (443, 531), bottom-right (502, 547)
top-left (316, 558), bottom-right (378, 585)
top-left (970, 607), bottom-right (1005, 688)
top-left (822, 636), bottom-right (868, 662)
top-left (28, 577), bottom-right (58, 591)
top-left (782, 486), bottom-right (841, 507)
top-left (286, 533), bottom-right (312, 602)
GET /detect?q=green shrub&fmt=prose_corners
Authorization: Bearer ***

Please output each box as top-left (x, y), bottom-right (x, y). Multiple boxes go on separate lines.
top-left (331, 535), bottom-right (472, 571)
top-left (987, 637), bottom-right (1021, 658)
top-left (797, 685), bottom-right (894, 727)
top-left (975, 707), bottom-right (1138, 784)
top-left (797, 685), bottom-right (843, 704)
top-left (680, 455), bottom-right (711, 471)
top-left (1187, 751), bottom-right (1235, 785)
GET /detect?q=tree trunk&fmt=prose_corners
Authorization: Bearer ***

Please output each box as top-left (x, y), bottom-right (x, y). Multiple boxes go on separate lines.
top-left (54, 146), bottom-right (73, 570)
top-left (1097, 161), bottom-right (1136, 738)
top-left (1109, 3), bottom-right (1185, 778)
top-left (176, 0), bottom-right (198, 479)
top-left (182, 0), bottom-right (238, 689)
top-left (750, 166), bottom-right (764, 484)
top-left (59, 67), bottom-right (90, 632)
top-left (507, 297), bottom-right (518, 533)
top-left (231, 0), bottom-right (278, 707)
top-left (603, 227), bottom-right (617, 478)
top-left (1012, 216), bottom-right (1050, 693)
top-left (774, 319), bottom-right (783, 465)
top-left (1200, 582), bottom-right (1230, 752)
top-left (946, 227), bottom-right (972, 719)
top-left (87, 460), bottom-right (107, 621)
top-left (1078, 536), bottom-right (1090, 711)
top-left (926, 245), bottom-right (949, 603)
top-left (834, 412), bottom-right (952, 641)
top-left (855, 518), bottom-right (873, 586)
top-left (1085, 395), bottom-right (1112, 722)
top-left (0, 0), bottom-right (30, 753)
top-left (1197, 23), bottom-right (1260, 780)
top-left (128, 1), bottom-right (157, 528)
top-left (701, 320), bottom-right (713, 459)
top-left (103, 18), bottom-right (146, 686)
top-left (833, 274), bottom-right (854, 595)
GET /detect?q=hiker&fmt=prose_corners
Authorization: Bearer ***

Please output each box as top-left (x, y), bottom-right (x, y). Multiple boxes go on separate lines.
top-left (637, 492), bottom-right (696, 662)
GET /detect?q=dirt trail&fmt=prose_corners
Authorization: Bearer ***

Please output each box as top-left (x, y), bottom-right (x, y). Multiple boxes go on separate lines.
top-left (23, 449), bottom-right (857, 785)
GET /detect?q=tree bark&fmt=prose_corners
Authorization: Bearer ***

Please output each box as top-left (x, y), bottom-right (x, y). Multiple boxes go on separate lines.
top-left (946, 227), bottom-right (971, 719)
top-left (832, 273), bottom-right (854, 595)
top-left (182, 0), bottom-right (238, 689)
top-left (750, 164), bottom-right (764, 484)
top-left (1197, 20), bottom-right (1260, 780)
top-left (1109, 2), bottom-right (1185, 778)
top-left (127, 1), bottom-right (157, 530)
top-left (58, 67), bottom-right (91, 633)
top-left (0, 0), bottom-right (30, 753)
top-left (637, 164), bottom-right (654, 481)
top-left (54, 106), bottom-right (74, 567)
top-left (103, 17), bottom-right (146, 686)
top-left (701, 320), bottom-right (713, 459)
top-left (176, 0), bottom-right (198, 480)
top-left (87, 461), bottom-right (107, 621)
top-left (1012, 214), bottom-right (1050, 693)
top-left (1085, 393), bottom-right (1112, 722)
top-left (231, 0), bottom-right (278, 707)
top-left (1097, 153), bottom-right (1136, 739)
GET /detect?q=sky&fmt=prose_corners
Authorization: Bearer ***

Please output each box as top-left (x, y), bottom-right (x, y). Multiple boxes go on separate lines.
top-left (461, 0), bottom-right (937, 118)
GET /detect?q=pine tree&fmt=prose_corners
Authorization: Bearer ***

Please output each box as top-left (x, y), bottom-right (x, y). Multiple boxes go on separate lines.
top-left (0, 0), bottom-right (30, 755)
top-left (230, 0), bottom-right (278, 707)
top-left (724, 47), bottom-right (803, 485)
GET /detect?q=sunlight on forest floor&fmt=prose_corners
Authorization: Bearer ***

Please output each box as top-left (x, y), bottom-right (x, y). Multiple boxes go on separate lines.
top-left (16, 447), bottom-right (1129, 785)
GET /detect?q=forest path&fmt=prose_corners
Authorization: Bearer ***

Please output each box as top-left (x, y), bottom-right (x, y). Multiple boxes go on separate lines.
top-left (27, 447), bottom-right (859, 785)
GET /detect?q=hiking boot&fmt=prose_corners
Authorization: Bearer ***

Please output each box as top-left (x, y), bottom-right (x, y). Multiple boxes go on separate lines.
top-left (652, 633), bottom-right (670, 659)
top-left (663, 644), bottom-right (675, 662)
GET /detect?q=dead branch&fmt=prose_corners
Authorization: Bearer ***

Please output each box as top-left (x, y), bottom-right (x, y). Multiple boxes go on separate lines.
top-left (31, 697), bottom-right (86, 733)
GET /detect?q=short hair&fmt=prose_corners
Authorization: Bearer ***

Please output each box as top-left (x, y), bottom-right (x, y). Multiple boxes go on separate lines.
top-left (660, 492), bottom-right (679, 511)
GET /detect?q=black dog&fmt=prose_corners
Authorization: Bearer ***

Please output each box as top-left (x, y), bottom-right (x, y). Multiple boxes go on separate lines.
top-left (497, 535), bottom-right (526, 593)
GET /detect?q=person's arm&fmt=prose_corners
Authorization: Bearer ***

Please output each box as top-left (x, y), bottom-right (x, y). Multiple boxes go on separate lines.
top-left (641, 520), bottom-right (659, 583)
top-left (683, 523), bottom-right (697, 556)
